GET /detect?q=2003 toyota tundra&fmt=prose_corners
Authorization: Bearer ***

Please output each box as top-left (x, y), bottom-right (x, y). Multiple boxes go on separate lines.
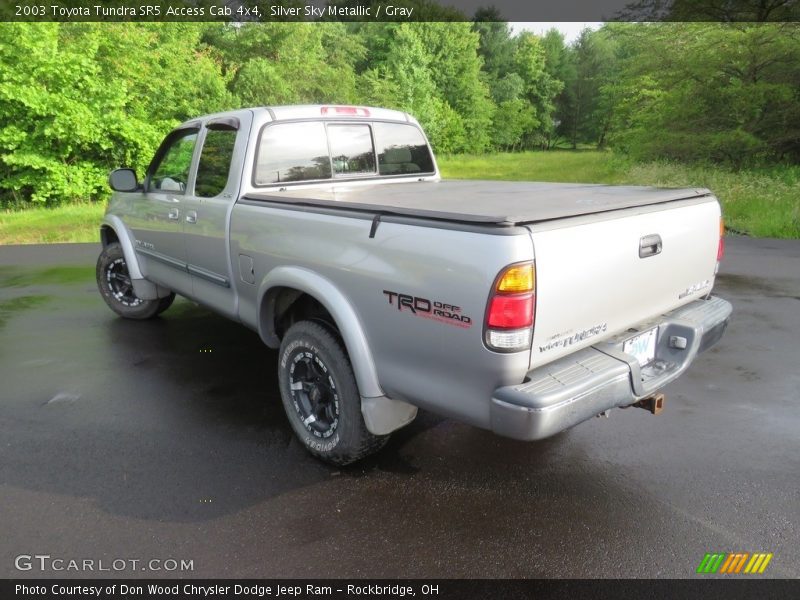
top-left (96, 105), bottom-right (732, 465)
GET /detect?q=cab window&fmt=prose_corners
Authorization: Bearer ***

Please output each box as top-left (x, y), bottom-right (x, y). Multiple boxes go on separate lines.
top-left (328, 125), bottom-right (376, 177)
top-left (255, 122), bottom-right (332, 185)
top-left (149, 129), bottom-right (198, 193)
top-left (373, 123), bottom-right (434, 175)
top-left (253, 120), bottom-right (435, 187)
top-left (195, 127), bottom-right (237, 198)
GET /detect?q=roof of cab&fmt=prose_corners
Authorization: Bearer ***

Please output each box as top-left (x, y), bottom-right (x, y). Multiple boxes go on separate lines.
top-left (257, 104), bottom-right (413, 123)
top-left (178, 105), bottom-right (417, 131)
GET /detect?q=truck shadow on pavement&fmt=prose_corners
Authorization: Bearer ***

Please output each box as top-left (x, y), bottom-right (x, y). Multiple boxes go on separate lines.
top-left (2, 288), bottom-right (604, 526)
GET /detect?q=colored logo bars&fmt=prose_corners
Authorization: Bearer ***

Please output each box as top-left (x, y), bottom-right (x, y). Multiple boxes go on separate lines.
top-left (697, 553), bottom-right (773, 574)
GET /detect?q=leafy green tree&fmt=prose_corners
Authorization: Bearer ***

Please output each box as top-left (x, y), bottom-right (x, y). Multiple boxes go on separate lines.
top-left (472, 19), bottom-right (565, 150)
top-left (207, 22), bottom-right (361, 105)
top-left (415, 23), bottom-right (494, 152)
top-left (491, 99), bottom-right (538, 151)
top-left (556, 28), bottom-right (616, 149)
top-left (0, 24), bottom-right (118, 205)
top-left (0, 23), bottom-right (232, 206)
top-left (512, 32), bottom-right (563, 149)
top-left (358, 24), bottom-right (460, 151)
top-left (472, 9), bottom-right (517, 87)
top-left (541, 29), bottom-right (574, 147)
top-left (606, 22), bottom-right (800, 165)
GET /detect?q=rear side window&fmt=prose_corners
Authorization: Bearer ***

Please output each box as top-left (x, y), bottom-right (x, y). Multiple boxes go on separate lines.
top-left (195, 127), bottom-right (237, 198)
top-left (255, 122), bottom-right (332, 185)
top-left (373, 123), bottom-right (435, 175)
top-left (328, 125), bottom-right (376, 176)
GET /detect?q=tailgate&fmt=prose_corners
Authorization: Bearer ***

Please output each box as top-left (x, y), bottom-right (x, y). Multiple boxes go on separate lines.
top-left (528, 197), bottom-right (721, 369)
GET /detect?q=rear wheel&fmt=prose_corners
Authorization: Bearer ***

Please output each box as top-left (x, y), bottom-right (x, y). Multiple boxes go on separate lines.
top-left (278, 320), bottom-right (388, 465)
top-left (96, 242), bottom-right (174, 320)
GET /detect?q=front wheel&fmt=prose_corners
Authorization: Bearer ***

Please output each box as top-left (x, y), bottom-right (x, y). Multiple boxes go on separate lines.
top-left (278, 321), bottom-right (388, 465)
top-left (96, 242), bottom-right (174, 320)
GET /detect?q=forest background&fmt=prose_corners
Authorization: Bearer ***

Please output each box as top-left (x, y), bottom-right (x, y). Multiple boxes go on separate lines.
top-left (1, 18), bottom-right (798, 240)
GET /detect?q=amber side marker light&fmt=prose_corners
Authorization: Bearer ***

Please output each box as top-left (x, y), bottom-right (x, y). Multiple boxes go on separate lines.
top-left (497, 263), bottom-right (535, 293)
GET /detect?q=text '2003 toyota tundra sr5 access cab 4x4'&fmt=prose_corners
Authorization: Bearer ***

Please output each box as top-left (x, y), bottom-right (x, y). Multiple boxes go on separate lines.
top-left (97, 105), bottom-right (732, 465)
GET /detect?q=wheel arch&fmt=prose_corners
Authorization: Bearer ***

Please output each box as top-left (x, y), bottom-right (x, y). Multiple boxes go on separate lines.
top-left (100, 216), bottom-right (172, 300)
top-left (257, 266), bottom-right (384, 399)
top-left (100, 215), bottom-right (143, 280)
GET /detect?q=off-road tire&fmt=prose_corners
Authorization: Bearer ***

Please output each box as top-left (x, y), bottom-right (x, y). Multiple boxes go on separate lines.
top-left (96, 242), bottom-right (172, 320)
top-left (156, 293), bottom-right (176, 315)
top-left (278, 320), bottom-right (389, 465)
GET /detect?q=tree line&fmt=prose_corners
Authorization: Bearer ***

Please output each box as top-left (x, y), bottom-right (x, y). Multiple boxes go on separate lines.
top-left (0, 20), bottom-right (798, 206)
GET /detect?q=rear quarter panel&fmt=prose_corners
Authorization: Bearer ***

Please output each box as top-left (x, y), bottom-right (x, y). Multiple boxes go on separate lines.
top-left (230, 205), bottom-right (534, 428)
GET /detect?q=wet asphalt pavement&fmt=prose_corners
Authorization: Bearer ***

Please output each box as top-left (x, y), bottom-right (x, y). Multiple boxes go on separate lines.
top-left (0, 237), bottom-right (798, 579)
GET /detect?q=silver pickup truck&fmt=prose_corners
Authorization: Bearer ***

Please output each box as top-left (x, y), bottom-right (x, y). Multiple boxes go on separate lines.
top-left (97, 105), bottom-right (732, 465)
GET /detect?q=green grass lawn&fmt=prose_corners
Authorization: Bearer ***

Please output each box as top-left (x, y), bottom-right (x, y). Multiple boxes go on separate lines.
top-left (620, 161), bottom-right (800, 239)
top-left (439, 152), bottom-right (800, 239)
top-left (439, 150), bottom-right (630, 184)
top-left (1, 151), bottom-right (798, 244)
top-left (1, 203), bottom-right (104, 245)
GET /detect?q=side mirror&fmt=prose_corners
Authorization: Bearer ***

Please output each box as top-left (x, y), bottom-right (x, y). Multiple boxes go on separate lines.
top-left (108, 168), bottom-right (139, 192)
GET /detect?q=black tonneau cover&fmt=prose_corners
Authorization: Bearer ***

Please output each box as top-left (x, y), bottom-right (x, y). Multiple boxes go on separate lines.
top-left (243, 180), bottom-right (711, 226)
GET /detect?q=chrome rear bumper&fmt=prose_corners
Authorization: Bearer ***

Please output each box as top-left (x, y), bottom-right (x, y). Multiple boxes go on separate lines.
top-left (490, 296), bottom-right (732, 441)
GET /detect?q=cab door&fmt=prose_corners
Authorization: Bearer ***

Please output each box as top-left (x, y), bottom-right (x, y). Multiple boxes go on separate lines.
top-left (127, 126), bottom-right (199, 297)
top-left (182, 113), bottom-right (252, 319)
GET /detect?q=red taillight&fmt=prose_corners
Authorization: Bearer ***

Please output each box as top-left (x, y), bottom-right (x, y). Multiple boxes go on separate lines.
top-left (485, 262), bottom-right (536, 351)
top-left (487, 294), bottom-right (534, 329)
top-left (717, 217), bottom-right (725, 261)
top-left (320, 106), bottom-right (370, 117)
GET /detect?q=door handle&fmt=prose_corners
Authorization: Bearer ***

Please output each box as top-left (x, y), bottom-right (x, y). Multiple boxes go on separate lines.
top-left (185, 211), bottom-right (198, 224)
top-left (639, 234), bottom-right (662, 258)
top-left (168, 208), bottom-right (180, 220)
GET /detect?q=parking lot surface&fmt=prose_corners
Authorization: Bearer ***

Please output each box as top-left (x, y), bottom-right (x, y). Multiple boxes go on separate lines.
top-left (0, 237), bottom-right (798, 578)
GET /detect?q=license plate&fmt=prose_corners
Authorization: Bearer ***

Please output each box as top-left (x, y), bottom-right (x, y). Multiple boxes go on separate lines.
top-left (623, 327), bottom-right (658, 367)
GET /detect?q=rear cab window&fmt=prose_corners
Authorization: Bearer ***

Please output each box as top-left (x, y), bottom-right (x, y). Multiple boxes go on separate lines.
top-left (195, 126), bottom-right (238, 198)
top-left (373, 122), bottom-right (434, 175)
top-left (255, 122), bottom-right (331, 185)
top-left (253, 120), bottom-right (434, 187)
top-left (328, 125), bottom-right (376, 176)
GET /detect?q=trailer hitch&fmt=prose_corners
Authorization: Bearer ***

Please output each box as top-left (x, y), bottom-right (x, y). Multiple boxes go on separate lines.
top-left (633, 392), bottom-right (665, 415)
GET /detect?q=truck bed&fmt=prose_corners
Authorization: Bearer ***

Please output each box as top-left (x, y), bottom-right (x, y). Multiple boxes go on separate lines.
top-left (243, 180), bottom-right (711, 226)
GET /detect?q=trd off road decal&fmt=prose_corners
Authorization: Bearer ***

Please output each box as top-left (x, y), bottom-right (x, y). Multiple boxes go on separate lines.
top-left (382, 290), bottom-right (473, 329)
